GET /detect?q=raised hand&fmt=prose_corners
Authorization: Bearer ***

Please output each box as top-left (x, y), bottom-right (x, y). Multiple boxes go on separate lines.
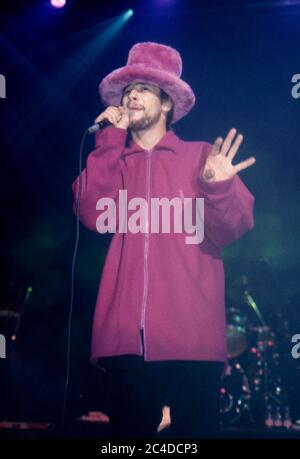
top-left (202, 128), bottom-right (256, 182)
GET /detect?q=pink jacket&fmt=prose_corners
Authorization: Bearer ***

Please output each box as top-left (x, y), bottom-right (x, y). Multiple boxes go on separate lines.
top-left (72, 127), bottom-right (254, 363)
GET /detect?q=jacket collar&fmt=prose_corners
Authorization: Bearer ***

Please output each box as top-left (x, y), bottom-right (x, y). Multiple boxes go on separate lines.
top-left (123, 130), bottom-right (180, 156)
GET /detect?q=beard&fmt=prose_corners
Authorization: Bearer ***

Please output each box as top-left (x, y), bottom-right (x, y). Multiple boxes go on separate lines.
top-left (129, 110), bottom-right (161, 132)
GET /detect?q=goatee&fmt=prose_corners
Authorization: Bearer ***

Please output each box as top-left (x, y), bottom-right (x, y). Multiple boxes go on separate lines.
top-left (130, 112), bottom-right (161, 132)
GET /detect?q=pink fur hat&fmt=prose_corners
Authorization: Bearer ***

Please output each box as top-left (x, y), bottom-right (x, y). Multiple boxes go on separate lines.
top-left (99, 42), bottom-right (196, 124)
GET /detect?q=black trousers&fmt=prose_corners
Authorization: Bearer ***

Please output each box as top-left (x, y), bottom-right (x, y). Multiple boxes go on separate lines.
top-left (99, 354), bottom-right (223, 439)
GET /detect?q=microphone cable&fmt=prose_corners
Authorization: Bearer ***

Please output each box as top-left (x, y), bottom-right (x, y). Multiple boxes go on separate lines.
top-left (60, 127), bottom-right (89, 436)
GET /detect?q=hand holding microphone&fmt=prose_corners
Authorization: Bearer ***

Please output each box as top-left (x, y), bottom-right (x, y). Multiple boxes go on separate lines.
top-left (88, 106), bottom-right (130, 133)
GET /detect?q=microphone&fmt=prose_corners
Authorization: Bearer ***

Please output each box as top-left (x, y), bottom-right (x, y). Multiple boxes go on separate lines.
top-left (87, 118), bottom-right (112, 134)
top-left (87, 109), bottom-right (132, 134)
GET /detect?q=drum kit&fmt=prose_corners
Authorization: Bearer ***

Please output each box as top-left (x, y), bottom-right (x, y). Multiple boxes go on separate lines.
top-left (221, 287), bottom-right (285, 427)
top-left (0, 278), bottom-right (289, 429)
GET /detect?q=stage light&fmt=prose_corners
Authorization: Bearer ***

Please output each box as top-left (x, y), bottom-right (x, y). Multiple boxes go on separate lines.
top-left (50, 0), bottom-right (66, 8)
top-left (124, 9), bottom-right (134, 19)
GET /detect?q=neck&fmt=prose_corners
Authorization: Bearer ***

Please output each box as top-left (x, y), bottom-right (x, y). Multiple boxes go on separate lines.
top-left (130, 124), bottom-right (167, 151)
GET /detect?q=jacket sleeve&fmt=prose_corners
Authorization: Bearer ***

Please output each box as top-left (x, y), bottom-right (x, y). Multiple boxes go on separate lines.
top-left (198, 149), bottom-right (255, 249)
top-left (71, 126), bottom-right (127, 232)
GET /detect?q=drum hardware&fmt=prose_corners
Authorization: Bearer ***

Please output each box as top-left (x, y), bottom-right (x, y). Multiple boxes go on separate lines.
top-left (222, 281), bottom-right (287, 427)
top-left (0, 286), bottom-right (32, 342)
top-left (220, 361), bottom-right (254, 425)
top-left (243, 290), bottom-right (266, 327)
top-left (226, 307), bottom-right (248, 359)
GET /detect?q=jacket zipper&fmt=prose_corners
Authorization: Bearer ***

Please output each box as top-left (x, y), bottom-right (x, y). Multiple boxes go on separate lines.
top-left (140, 149), bottom-right (153, 357)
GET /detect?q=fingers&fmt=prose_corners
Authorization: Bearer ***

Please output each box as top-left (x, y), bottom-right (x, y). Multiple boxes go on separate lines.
top-left (219, 127), bottom-right (237, 156)
top-left (234, 157), bottom-right (256, 174)
top-left (227, 133), bottom-right (243, 161)
top-left (214, 128), bottom-right (244, 162)
top-left (94, 106), bottom-right (124, 126)
top-left (118, 106), bottom-right (127, 115)
top-left (210, 137), bottom-right (223, 156)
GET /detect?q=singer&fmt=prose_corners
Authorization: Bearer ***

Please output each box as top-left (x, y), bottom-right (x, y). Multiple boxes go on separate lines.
top-left (72, 42), bottom-right (256, 438)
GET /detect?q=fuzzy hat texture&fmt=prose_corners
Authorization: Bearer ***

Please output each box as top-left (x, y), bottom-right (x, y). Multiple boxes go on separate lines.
top-left (99, 42), bottom-right (196, 124)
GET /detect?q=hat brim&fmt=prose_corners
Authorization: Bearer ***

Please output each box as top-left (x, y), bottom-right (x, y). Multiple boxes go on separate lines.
top-left (99, 64), bottom-right (195, 124)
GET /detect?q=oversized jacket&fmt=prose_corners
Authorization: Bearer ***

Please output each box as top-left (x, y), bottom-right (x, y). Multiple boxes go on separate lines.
top-left (72, 126), bottom-right (254, 363)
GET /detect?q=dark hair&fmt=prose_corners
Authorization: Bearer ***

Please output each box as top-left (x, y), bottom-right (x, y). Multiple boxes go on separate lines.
top-left (159, 88), bottom-right (174, 130)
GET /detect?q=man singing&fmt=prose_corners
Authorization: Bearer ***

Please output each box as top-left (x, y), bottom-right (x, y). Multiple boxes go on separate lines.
top-left (72, 42), bottom-right (255, 438)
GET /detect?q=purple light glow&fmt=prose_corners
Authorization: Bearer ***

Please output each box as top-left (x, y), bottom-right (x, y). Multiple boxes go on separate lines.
top-left (50, 0), bottom-right (66, 8)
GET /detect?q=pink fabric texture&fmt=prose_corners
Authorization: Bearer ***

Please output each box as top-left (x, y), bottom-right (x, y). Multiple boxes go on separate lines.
top-left (99, 42), bottom-right (195, 124)
top-left (72, 127), bottom-right (255, 363)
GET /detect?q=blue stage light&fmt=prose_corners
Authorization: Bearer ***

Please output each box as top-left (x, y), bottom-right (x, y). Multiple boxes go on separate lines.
top-left (124, 9), bottom-right (134, 19)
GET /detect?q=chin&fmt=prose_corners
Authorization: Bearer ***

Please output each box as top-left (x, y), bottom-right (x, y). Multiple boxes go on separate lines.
top-left (130, 120), bottom-right (148, 131)
top-left (130, 114), bottom-right (159, 132)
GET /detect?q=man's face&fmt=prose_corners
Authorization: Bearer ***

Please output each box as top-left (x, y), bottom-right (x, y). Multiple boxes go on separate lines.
top-left (121, 82), bottom-right (167, 131)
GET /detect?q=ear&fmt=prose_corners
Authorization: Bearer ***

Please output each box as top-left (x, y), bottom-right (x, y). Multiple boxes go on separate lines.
top-left (162, 99), bottom-right (173, 113)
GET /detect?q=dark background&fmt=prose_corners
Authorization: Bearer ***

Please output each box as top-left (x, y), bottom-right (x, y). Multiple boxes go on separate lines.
top-left (0, 0), bottom-right (300, 432)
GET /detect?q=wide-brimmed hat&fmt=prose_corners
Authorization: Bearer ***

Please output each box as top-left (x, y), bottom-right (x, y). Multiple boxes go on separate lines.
top-left (99, 42), bottom-right (195, 124)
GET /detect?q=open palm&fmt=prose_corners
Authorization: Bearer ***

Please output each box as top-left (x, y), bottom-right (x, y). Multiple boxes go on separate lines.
top-left (202, 128), bottom-right (256, 182)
